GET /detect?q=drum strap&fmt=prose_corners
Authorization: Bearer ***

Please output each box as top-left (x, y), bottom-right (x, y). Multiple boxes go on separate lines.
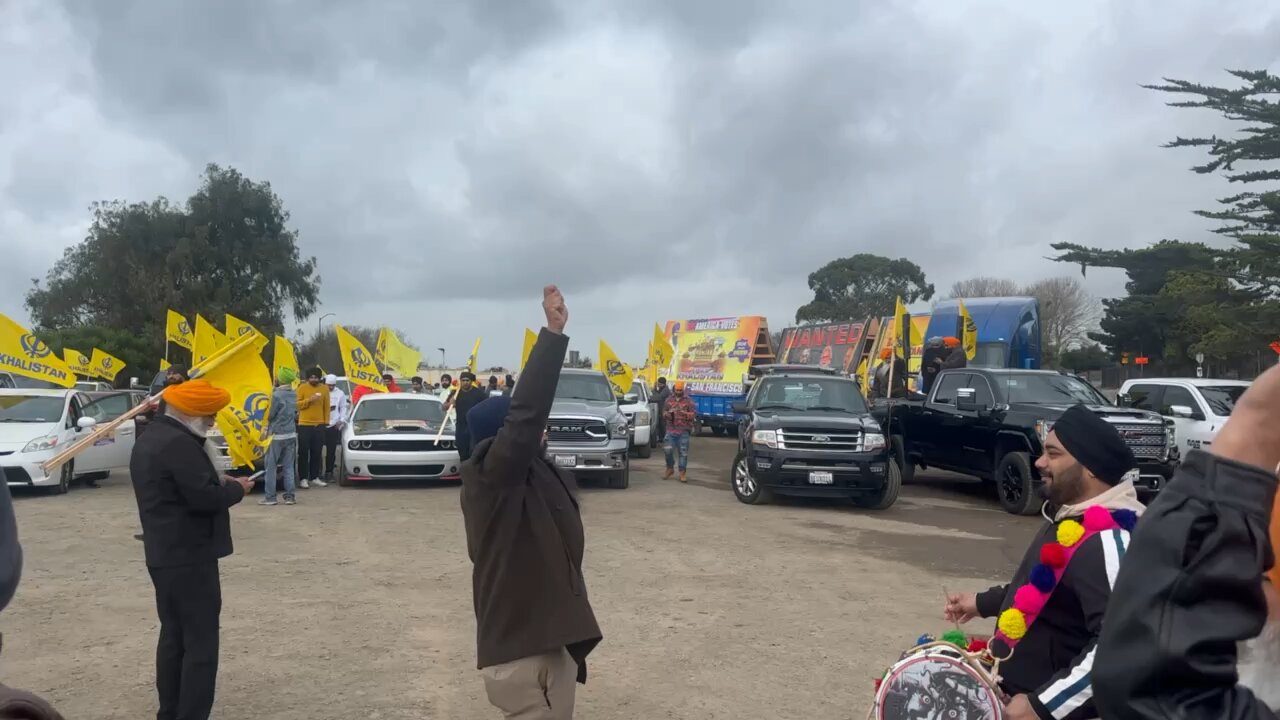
top-left (991, 505), bottom-right (1137, 657)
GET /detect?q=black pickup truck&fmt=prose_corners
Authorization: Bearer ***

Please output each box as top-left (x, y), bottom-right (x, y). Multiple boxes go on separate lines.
top-left (730, 366), bottom-right (899, 509)
top-left (873, 368), bottom-right (1177, 515)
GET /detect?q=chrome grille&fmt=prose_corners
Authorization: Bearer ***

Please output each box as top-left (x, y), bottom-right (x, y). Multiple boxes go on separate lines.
top-left (1108, 421), bottom-right (1167, 460)
top-left (546, 419), bottom-right (608, 443)
top-left (363, 439), bottom-right (454, 452)
top-left (778, 428), bottom-right (863, 452)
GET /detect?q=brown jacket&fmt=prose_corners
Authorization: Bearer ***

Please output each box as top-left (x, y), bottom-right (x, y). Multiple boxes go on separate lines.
top-left (460, 329), bottom-right (602, 683)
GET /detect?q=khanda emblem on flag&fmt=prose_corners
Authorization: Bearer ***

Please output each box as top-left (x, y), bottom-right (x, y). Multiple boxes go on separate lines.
top-left (179, 320), bottom-right (191, 336)
top-left (77, 354), bottom-right (89, 366)
top-left (228, 392), bottom-right (272, 448)
top-left (19, 334), bottom-right (51, 359)
top-left (101, 357), bottom-right (113, 370)
top-left (236, 325), bottom-right (252, 336)
top-left (606, 359), bottom-right (625, 376)
top-left (351, 347), bottom-right (371, 366)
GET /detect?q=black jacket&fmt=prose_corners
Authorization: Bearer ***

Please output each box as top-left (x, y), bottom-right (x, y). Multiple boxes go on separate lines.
top-left (976, 510), bottom-right (1131, 720)
top-left (920, 346), bottom-right (946, 393)
top-left (1093, 451), bottom-right (1277, 720)
top-left (460, 329), bottom-right (602, 682)
top-left (130, 415), bottom-right (245, 568)
top-left (453, 387), bottom-right (489, 431)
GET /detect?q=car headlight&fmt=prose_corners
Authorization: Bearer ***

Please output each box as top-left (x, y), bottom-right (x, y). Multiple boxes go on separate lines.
top-left (609, 418), bottom-right (629, 438)
top-left (22, 435), bottom-right (59, 453)
top-left (752, 429), bottom-right (778, 449)
top-left (863, 432), bottom-right (886, 452)
top-left (1164, 419), bottom-right (1177, 449)
top-left (348, 440), bottom-right (360, 450)
top-left (360, 440), bottom-right (373, 450)
top-left (1035, 419), bottom-right (1054, 445)
top-left (634, 410), bottom-right (650, 426)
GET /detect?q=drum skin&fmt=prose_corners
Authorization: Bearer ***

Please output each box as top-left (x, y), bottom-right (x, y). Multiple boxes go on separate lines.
top-left (874, 645), bottom-right (1002, 720)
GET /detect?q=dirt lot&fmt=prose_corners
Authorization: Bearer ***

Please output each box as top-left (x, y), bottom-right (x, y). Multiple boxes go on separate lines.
top-left (6, 436), bottom-right (1040, 719)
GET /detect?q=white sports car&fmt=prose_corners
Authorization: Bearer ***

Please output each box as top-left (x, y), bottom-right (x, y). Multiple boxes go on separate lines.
top-left (338, 392), bottom-right (460, 485)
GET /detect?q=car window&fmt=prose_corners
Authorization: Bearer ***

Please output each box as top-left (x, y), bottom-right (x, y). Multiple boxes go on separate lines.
top-left (82, 394), bottom-right (133, 422)
top-left (970, 376), bottom-right (995, 407)
top-left (0, 395), bottom-right (65, 423)
top-left (554, 373), bottom-right (614, 402)
top-left (932, 373), bottom-right (968, 405)
top-left (1160, 385), bottom-right (1202, 418)
top-left (750, 377), bottom-right (867, 413)
top-left (1198, 385), bottom-right (1246, 416)
top-left (1124, 384), bottom-right (1160, 412)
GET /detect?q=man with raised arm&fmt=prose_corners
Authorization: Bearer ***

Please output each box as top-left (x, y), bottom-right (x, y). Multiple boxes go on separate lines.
top-left (460, 285), bottom-right (602, 720)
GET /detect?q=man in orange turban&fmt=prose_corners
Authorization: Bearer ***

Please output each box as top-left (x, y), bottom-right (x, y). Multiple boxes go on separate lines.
top-left (130, 378), bottom-right (255, 720)
top-left (1094, 363), bottom-right (1280, 717)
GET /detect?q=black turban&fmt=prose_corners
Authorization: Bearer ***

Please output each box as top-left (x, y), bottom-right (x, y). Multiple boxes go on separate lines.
top-left (1052, 404), bottom-right (1136, 485)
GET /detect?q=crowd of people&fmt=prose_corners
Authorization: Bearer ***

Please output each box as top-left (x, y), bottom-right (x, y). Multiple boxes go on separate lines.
top-left (0, 286), bottom-right (1274, 720)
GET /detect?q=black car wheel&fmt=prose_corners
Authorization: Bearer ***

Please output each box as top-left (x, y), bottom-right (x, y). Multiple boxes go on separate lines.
top-left (996, 451), bottom-right (1040, 515)
top-left (890, 435), bottom-right (915, 485)
top-left (609, 457), bottom-right (631, 489)
top-left (852, 459), bottom-right (902, 510)
top-left (53, 460), bottom-right (73, 495)
top-left (633, 438), bottom-right (652, 459)
top-left (731, 450), bottom-right (773, 505)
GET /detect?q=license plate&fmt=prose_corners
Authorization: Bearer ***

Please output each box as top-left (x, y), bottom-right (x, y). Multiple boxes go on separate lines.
top-left (809, 471), bottom-right (834, 485)
top-left (555, 455), bottom-right (577, 468)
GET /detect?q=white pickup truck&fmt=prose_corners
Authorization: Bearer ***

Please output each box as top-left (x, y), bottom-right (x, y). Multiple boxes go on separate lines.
top-left (619, 379), bottom-right (658, 459)
top-left (1118, 378), bottom-right (1250, 455)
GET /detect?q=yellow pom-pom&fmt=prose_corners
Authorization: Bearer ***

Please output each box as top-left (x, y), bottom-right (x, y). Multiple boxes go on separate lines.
top-left (998, 608), bottom-right (1027, 640)
top-left (1057, 519), bottom-right (1085, 548)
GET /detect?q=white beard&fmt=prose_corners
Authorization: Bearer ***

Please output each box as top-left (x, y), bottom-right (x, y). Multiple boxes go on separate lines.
top-left (1238, 621), bottom-right (1280, 711)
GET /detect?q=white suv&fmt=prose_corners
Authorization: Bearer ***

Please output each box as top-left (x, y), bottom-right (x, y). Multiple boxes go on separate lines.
top-left (1118, 378), bottom-right (1250, 455)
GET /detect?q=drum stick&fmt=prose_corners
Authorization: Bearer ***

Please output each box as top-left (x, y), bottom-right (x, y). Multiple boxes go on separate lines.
top-left (943, 585), bottom-right (962, 632)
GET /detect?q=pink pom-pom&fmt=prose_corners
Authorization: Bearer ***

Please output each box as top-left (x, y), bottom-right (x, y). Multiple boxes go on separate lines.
top-left (1083, 505), bottom-right (1117, 532)
top-left (1013, 584), bottom-right (1049, 616)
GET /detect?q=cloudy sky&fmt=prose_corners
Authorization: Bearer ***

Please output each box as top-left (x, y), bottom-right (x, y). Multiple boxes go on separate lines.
top-left (2, 0), bottom-right (1278, 366)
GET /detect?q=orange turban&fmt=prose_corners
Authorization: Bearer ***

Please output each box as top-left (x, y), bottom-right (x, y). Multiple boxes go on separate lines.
top-left (943, 336), bottom-right (961, 348)
top-left (163, 379), bottom-right (231, 417)
top-left (879, 347), bottom-right (893, 361)
top-left (674, 380), bottom-right (687, 392)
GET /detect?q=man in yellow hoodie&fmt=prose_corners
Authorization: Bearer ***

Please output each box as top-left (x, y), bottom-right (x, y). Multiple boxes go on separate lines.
top-left (296, 367), bottom-right (330, 489)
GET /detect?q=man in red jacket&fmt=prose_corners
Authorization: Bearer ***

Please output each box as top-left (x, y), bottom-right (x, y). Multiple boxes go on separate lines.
top-left (350, 373), bottom-right (401, 411)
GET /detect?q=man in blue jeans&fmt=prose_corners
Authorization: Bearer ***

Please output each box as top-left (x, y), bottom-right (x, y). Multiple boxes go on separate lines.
top-left (261, 367), bottom-right (300, 505)
top-left (663, 380), bottom-right (697, 483)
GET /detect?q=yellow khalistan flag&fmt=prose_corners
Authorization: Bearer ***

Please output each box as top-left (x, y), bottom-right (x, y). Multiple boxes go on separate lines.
top-left (160, 358), bottom-right (171, 371)
top-left (64, 348), bottom-right (92, 376)
top-left (166, 309), bottom-right (194, 350)
top-left (225, 313), bottom-right (260, 340)
top-left (376, 328), bottom-right (422, 377)
top-left (272, 336), bottom-right (299, 386)
top-left (598, 339), bottom-right (635, 396)
top-left (649, 323), bottom-right (674, 372)
top-left (856, 357), bottom-right (870, 398)
top-left (336, 325), bottom-right (386, 391)
top-left (89, 347), bottom-right (125, 381)
top-left (958, 299), bottom-right (978, 361)
top-left (0, 314), bottom-right (74, 388)
top-left (520, 328), bottom-right (537, 370)
top-left (465, 337), bottom-right (481, 375)
top-left (193, 315), bottom-right (229, 365)
top-left (190, 331), bottom-right (272, 468)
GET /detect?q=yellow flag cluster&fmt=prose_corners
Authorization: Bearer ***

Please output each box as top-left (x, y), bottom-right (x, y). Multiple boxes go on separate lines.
top-left (0, 313), bottom-right (75, 388)
top-left (336, 325), bottom-right (386, 392)
top-left (190, 330), bottom-right (272, 468)
top-left (598, 340), bottom-right (635, 396)
top-left (193, 314), bottom-right (229, 366)
top-left (63, 348), bottom-right (93, 376)
top-left (375, 328), bottom-right (422, 377)
top-left (224, 313), bottom-right (259, 340)
top-left (89, 348), bottom-right (126, 381)
top-left (166, 309), bottom-right (194, 350)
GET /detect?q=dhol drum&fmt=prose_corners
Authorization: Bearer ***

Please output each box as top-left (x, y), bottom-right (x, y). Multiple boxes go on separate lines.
top-left (870, 641), bottom-right (1004, 720)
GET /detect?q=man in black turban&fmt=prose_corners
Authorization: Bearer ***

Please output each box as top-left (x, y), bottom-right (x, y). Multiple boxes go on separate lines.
top-left (944, 404), bottom-right (1145, 719)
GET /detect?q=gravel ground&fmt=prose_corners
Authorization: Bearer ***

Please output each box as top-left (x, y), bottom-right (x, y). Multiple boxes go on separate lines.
top-left (4, 436), bottom-right (1039, 719)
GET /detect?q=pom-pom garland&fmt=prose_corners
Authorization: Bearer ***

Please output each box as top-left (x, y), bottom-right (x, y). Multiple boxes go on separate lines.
top-left (966, 638), bottom-right (988, 653)
top-left (1057, 519), bottom-right (1086, 547)
top-left (992, 505), bottom-right (1136, 653)
top-left (941, 630), bottom-right (968, 647)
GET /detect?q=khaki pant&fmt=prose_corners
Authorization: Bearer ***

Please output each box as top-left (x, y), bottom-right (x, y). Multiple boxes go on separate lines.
top-left (481, 648), bottom-right (577, 719)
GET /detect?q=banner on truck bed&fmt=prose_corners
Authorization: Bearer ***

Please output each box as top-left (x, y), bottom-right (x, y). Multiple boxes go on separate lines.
top-left (777, 322), bottom-right (868, 373)
top-left (664, 316), bottom-right (762, 396)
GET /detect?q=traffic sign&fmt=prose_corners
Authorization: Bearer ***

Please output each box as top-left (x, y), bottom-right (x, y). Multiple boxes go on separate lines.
top-left (1195, 352), bottom-right (1205, 364)
top-left (1120, 352), bottom-right (1129, 365)
top-left (1135, 356), bottom-right (1150, 365)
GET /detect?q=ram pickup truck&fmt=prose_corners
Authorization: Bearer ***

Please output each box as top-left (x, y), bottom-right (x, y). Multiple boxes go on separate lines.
top-left (730, 366), bottom-right (899, 509)
top-left (874, 368), bottom-right (1177, 515)
top-left (545, 368), bottom-right (632, 489)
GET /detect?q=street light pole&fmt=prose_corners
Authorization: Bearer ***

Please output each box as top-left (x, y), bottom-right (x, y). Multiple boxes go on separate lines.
top-left (437, 347), bottom-right (446, 368)
top-left (317, 312), bottom-right (336, 339)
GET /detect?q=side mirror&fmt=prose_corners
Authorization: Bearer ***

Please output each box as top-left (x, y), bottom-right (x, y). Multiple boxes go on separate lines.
top-left (1116, 393), bottom-right (1132, 407)
top-left (76, 416), bottom-right (97, 430)
top-left (623, 393), bottom-right (639, 404)
top-left (1168, 404), bottom-right (1196, 419)
top-left (955, 387), bottom-right (978, 412)
top-left (731, 402), bottom-right (749, 414)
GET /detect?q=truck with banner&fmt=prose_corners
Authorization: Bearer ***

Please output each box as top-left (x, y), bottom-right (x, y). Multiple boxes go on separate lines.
top-left (663, 316), bottom-right (775, 435)
top-left (776, 321), bottom-right (871, 374)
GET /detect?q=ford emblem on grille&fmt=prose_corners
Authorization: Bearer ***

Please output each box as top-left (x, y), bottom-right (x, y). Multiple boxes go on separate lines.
top-left (812, 435), bottom-right (831, 442)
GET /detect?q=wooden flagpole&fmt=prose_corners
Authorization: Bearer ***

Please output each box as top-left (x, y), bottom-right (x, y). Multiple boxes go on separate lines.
top-left (40, 392), bottom-right (158, 473)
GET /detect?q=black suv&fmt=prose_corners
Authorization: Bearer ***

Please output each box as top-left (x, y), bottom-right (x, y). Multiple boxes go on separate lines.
top-left (730, 366), bottom-right (899, 509)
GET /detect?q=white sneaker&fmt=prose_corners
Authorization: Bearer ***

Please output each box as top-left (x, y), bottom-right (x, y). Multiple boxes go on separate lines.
top-left (299, 479), bottom-right (311, 489)
top-left (312, 478), bottom-right (328, 487)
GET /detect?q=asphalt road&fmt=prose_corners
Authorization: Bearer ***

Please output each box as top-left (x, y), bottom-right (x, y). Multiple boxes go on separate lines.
top-left (5, 435), bottom-right (1042, 719)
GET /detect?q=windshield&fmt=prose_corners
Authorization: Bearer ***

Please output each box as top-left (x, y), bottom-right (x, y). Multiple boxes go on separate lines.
top-left (752, 377), bottom-right (867, 413)
top-left (1200, 385), bottom-right (1247, 416)
top-left (1001, 374), bottom-right (1108, 405)
top-left (554, 373), bottom-right (615, 402)
top-left (0, 396), bottom-right (65, 423)
top-left (353, 398), bottom-right (444, 423)
top-left (970, 342), bottom-right (1009, 369)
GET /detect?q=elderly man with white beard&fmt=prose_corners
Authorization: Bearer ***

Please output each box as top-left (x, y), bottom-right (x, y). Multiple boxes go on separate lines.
top-left (1092, 362), bottom-right (1280, 718)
